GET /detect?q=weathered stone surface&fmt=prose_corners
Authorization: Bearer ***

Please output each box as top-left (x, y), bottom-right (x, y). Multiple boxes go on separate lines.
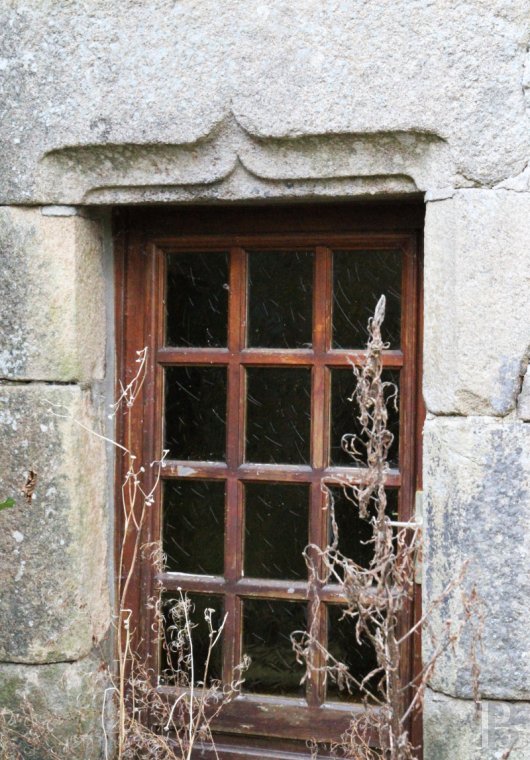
top-left (0, 385), bottom-right (110, 663)
top-left (517, 368), bottom-right (530, 421)
top-left (81, 163), bottom-right (420, 205)
top-left (0, 656), bottom-right (106, 759)
top-left (37, 126), bottom-right (449, 205)
top-left (497, 161), bottom-right (530, 192)
top-left (423, 416), bottom-right (530, 700)
top-left (0, 206), bottom-right (105, 382)
top-left (424, 688), bottom-right (530, 760)
top-left (0, 1), bottom-right (529, 203)
top-left (424, 190), bottom-right (530, 416)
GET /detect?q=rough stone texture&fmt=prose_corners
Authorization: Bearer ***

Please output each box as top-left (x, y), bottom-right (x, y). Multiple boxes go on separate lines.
top-left (0, 1), bottom-right (529, 204)
top-left (423, 416), bottom-right (530, 700)
top-left (424, 190), bottom-right (530, 416)
top-left (0, 385), bottom-right (110, 663)
top-left (0, 206), bottom-right (105, 383)
top-left (0, 656), bottom-right (106, 758)
top-left (424, 688), bottom-right (530, 760)
top-left (37, 127), bottom-right (445, 205)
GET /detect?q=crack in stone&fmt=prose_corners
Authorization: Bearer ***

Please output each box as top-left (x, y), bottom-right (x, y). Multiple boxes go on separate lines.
top-left (0, 378), bottom-right (80, 386)
top-left (0, 655), bottom-right (88, 667)
top-left (516, 346), bottom-right (530, 421)
top-left (494, 161), bottom-right (530, 192)
top-left (428, 684), bottom-right (530, 706)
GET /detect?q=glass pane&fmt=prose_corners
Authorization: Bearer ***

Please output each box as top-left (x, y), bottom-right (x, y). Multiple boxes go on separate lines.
top-left (326, 605), bottom-right (379, 701)
top-left (330, 368), bottom-right (399, 468)
top-left (165, 366), bottom-right (227, 461)
top-left (247, 250), bottom-right (313, 348)
top-left (160, 592), bottom-right (224, 685)
top-left (326, 486), bottom-right (399, 569)
top-left (332, 249), bottom-right (402, 349)
top-left (246, 368), bottom-right (311, 464)
top-left (163, 480), bottom-right (225, 575)
top-left (166, 252), bottom-right (228, 347)
top-left (244, 483), bottom-right (309, 580)
top-left (242, 599), bottom-right (307, 696)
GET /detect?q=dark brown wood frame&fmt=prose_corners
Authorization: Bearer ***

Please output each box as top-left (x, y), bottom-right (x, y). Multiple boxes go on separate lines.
top-left (114, 203), bottom-right (424, 760)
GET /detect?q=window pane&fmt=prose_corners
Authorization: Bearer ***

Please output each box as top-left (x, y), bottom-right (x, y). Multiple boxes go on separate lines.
top-left (163, 480), bottom-right (225, 575)
top-left (325, 486), bottom-right (398, 569)
top-left (242, 599), bottom-right (307, 697)
top-left (330, 368), bottom-right (399, 468)
top-left (332, 250), bottom-right (401, 349)
top-left (166, 252), bottom-right (228, 347)
top-left (165, 366), bottom-right (226, 461)
top-left (326, 605), bottom-right (379, 701)
top-left (246, 368), bottom-right (311, 464)
top-left (244, 483), bottom-right (309, 580)
top-left (160, 592), bottom-right (224, 685)
top-left (247, 250), bottom-right (313, 348)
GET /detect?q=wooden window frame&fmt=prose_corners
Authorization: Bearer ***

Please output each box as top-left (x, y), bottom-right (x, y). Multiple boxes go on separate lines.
top-left (114, 203), bottom-right (424, 759)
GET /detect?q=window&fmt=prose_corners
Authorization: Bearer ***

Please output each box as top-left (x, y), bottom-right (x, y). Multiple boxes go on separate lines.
top-left (115, 204), bottom-right (423, 759)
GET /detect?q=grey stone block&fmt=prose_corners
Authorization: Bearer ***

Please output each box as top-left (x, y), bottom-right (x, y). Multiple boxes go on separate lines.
top-left (0, 207), bottom-right (105, 382)
top-left (0, 2), bottom-right (529, 203)
top-left (0, 385), bottom-right (110, 663)
top-left (0, 656), bottom-right (106, 759)
top-left (425, 688), bottom-right (530, 760)
top-left (424, 191), bottom-right (530, 416)
top-left (423, 416), bottom-right (530, 700)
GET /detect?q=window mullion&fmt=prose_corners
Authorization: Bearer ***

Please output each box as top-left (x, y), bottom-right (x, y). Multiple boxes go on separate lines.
top-left (311, 246), bottom-right (332, 468)
top-left (226, 247), bottom-right (247, 468)
top-left (224, 248), bottom-right (247, 682)
top-left (306, 247), bottom-right (333, 706)
top-left (313, 246), bottom-right (333, 354)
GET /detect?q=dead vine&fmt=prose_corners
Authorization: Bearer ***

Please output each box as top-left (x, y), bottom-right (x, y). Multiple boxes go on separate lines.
top-left (292, 296), bottom-right (483, 760)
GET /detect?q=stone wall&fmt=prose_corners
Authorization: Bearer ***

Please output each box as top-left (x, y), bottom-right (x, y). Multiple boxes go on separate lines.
top-left (0, 1), bottom-right (529, 758)
top-left (0, 208), bottom-right (110, 757)
top-left (422, 191), bottom-right (530, 759)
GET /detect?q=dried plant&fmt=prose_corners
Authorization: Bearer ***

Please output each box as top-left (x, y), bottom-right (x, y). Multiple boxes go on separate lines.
top-left (120, 586), bottom-right (249, 760)
top-left (112, 595), bottom-right (248, 759)
top-left (0, 347), bottom-right (246, 759)
top-left (107, 349), bottom-right (248, 759)
top-left (1, 305), bottom-right (488, 760)
top-left (292, 296), bottom-right (483, 760)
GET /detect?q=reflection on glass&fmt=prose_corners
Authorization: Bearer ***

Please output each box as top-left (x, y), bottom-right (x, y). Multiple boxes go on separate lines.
top-left (247, 250), bottom-right (313, 348)
top-left (326, 487), bottom-right (399, 569)
top-left (244, 483), bottom-right (309, 580)
top-left (330, 369), bottom-right (399, 467)
top-left (246, 368), bottom-right (311, 464)
top-left (332, 250), bottom-right (402, 349)
top-left (165, 367), bottom-right (226, 461)
top-left (166, 252), bottom-right (228, 347)
top-left (242, 599), bottom-right (307, 696)
top-left (160, 592), bottom-right (224, 684)
top-left (163, 480), bottom-right (225, 575)
top-left (326, 605), bottom-right (379, 701)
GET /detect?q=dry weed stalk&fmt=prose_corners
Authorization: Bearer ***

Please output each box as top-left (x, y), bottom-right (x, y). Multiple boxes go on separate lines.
top-left (1, 307), bottom-right (486, 760)
top-left (0, 347), bottom-right (245, 759)
top-left (123, 584), bottom-right (249, 760)
top-left (108, 349), bottom-right (247, 759)
top-left (292, 296), bottom-right (482, 760)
